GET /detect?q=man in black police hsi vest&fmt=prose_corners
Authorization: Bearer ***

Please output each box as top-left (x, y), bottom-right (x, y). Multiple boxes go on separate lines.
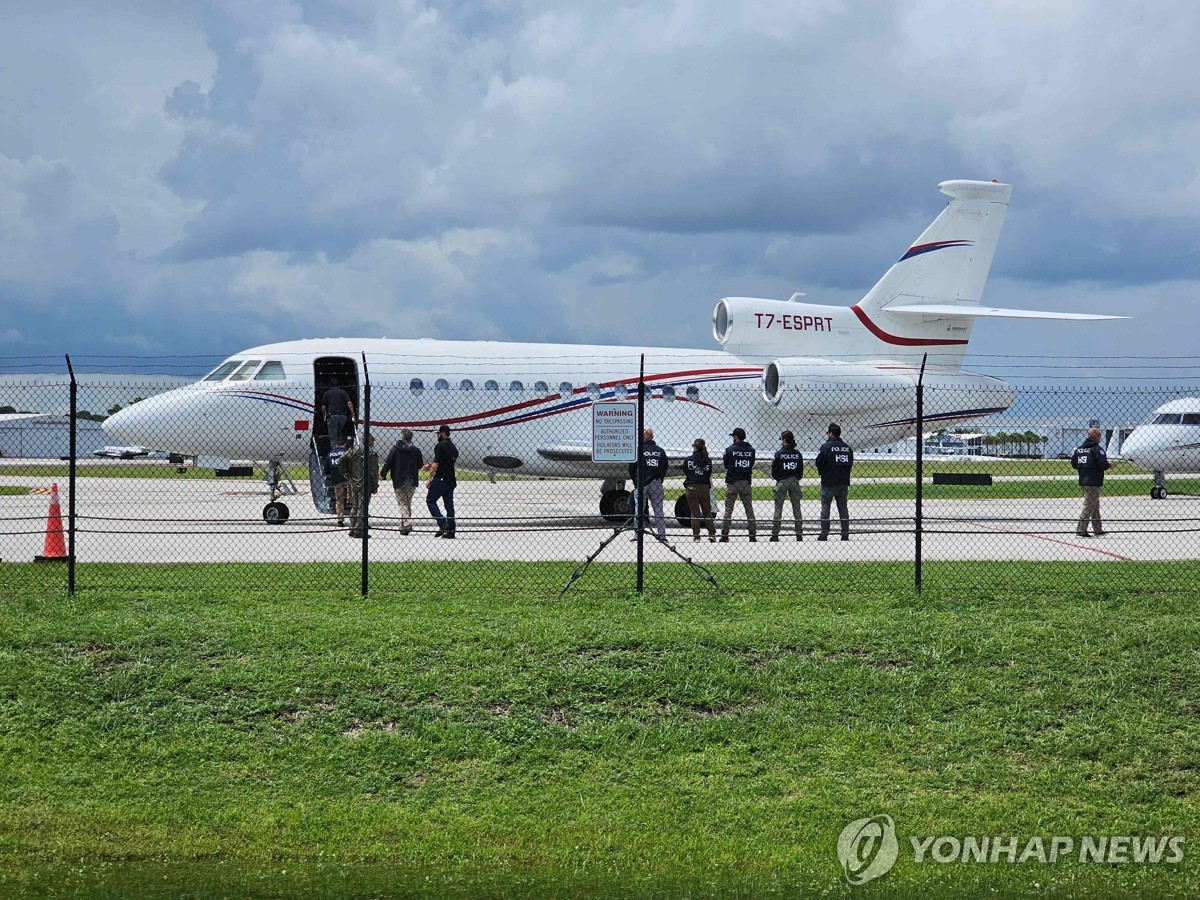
top-left (1071, 426), bottom-right (1112, 537)
top-left (629, 427), bottom-right (668, 541)
top-left (815, 422), bottom-right (853, 541)
top-left (720, 427), bottom-right (756, 541)
top-left (771, 430), bottom-right (804, 541)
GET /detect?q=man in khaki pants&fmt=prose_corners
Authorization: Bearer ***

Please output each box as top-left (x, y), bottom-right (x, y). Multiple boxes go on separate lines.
top-left (719, 427), bottom-right (756, 542)
top-left (380, 429), bottom-right (423, 534)
top-left (1071, 426), bottom-right (1112, 537)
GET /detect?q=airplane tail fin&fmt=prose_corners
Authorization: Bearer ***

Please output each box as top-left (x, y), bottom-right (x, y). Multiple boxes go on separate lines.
top-left (855, 180), bottom-right (1012, 366)
top-left (860, 179), bottom-right (1012, 314)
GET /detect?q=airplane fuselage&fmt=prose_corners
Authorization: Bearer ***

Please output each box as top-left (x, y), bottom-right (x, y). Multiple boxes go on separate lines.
top-left (1121, 399), bottom-right (1200, 498)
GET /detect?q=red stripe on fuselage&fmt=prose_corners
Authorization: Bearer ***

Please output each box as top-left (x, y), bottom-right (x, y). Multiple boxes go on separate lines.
top-left (850, 304), bottom-right (969, 347)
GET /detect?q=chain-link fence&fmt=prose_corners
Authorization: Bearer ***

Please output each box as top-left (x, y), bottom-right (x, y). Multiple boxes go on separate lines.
top-left (3, 367), bottom-right (1199, 597)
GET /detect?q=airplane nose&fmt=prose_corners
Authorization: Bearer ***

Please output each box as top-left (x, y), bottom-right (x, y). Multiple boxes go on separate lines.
top-left (102, 391), bottom-right (189, 449)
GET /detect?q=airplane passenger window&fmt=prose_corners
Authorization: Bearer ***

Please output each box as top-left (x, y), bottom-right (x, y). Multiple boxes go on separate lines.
top-left (434, 379), bottom-right (450, 390)
top-left (661, 386), bottom-right (675, 400)
top-left (1184, 414), bottom-right (1200, 425)
top-left (484, 380), bottom-right (499, 391)
top-left (254, 361), bottom-right (286, 381)
top-left (613, 383), bottom-right (629, 399)
top-left (509, 380), bottom-right (524, 392)
top-left (1154, 413), bottom-right (1182, 424)
top-left (410, 378), bottom-right (424, 393)
top-left (685, 385), bottom-right (700, 402)
top-left (204, 361), bottom-right (241, 382)
top-left (586, 383), bottom-right (602, 400)
top-left (460, 379), bottom-right (474, 391)
top-left (534, 381), bottom-right (549, 394)
top-left (558, 381), bottom-right (573, 394)
top-left (228, 360), bottom-right (262, 381)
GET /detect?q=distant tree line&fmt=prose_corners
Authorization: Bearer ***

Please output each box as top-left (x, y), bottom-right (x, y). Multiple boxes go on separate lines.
top-left (982, 431), bottom-right (1048, 457)
top-left (0, 398), bottom-right (143, 421)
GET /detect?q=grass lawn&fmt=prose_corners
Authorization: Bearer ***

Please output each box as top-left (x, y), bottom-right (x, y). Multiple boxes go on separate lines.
top-left (1, 563), bottom-right (1198, 897)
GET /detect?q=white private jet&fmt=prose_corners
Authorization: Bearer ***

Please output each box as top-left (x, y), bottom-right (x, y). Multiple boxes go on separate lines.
top-left (1119, 399), bottom-right (1200, 498)
top-left (104, 179), bottom-right (1124, 523)
top-left (93, 445), bottom-right (151, 459)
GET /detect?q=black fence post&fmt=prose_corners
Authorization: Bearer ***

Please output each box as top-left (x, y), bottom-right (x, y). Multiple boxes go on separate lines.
top-left (636, 354), bottom-right (645, 594)
top-left (66, 354), bottom-right (77, 595)
top-left (361, 352), bottom-right (371, 598)
top-left (915, 353), bottom-right (927, 595)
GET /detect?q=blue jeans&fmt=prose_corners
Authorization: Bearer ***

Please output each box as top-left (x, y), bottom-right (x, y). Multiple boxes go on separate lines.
top-left (633, 479), bottom-right (666, 538)
top-left (426, 478), bottom-right (456, 534)
top-left (326, 413), bottom-right (347, 446)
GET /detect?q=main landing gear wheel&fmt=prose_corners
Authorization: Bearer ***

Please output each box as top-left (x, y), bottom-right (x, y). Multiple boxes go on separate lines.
top-left (1151, 486), bottom-right (1168, 499)
top-left (674, 495), bottom-right (692, 530)
top-left (600, 489), bottom-right (632, 522)
top-left (263, 501), bottom-right (290, 524)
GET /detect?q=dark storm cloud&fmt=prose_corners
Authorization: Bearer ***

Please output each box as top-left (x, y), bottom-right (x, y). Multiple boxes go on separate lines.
top-left (0, 0), bottom-right (1198, 367)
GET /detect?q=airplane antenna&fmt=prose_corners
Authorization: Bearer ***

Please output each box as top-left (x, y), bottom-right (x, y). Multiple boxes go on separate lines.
top-left (787, 292), bottom-right (806, 303)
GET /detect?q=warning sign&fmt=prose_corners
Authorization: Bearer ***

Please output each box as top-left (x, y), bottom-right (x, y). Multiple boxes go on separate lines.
top-left (592, 402), bottom-right (637, 462)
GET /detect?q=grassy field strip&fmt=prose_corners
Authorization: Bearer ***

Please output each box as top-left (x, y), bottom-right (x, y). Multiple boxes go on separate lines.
top-left (1, 562), bottom-right (1198, 896)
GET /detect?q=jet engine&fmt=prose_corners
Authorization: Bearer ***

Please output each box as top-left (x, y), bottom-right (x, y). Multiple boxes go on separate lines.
top-left (761, 358), bottom-right (915, 414)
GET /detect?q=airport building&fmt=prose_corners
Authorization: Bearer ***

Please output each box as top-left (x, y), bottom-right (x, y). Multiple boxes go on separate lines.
top-left (0, 415), bottom-right (108, 459)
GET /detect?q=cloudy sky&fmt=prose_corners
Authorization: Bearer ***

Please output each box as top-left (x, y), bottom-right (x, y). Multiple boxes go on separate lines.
top-left (2, 0), bottom-right (1198, 380)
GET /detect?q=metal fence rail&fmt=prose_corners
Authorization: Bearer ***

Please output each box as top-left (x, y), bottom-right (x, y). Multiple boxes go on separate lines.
top-left (2, 369), bottom-right (1199, 596)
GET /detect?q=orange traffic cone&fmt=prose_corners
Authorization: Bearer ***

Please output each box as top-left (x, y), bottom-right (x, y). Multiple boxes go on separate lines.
top-left (34, 482), bottom-right (68, 562)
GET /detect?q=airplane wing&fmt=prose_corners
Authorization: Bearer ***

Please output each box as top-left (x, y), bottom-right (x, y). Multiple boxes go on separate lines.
top-left (536, 443), bottom-right (695, 463)
top-left (886, 304), bottom-right (1126, 321)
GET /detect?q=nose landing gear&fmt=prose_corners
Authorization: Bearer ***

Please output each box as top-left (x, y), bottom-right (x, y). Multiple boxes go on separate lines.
top-left (263, 501), bottom-right (290, 523)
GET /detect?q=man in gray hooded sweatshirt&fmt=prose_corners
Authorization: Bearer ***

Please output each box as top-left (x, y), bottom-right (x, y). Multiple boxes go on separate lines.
top-left (380, 429), bottom-right (423, 535)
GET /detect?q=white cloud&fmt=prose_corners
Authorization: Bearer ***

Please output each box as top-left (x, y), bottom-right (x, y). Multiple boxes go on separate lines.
top-left (0, 0), bottom-right (1196, 372)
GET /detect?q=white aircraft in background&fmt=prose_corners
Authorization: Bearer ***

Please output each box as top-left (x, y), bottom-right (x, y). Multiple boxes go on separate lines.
top-left (93, 445), bottom-right (151, 459)
top-left (104, 179), bottom-right (1123, 523)
top-left (1119, 399), bottom-right (1200, 498)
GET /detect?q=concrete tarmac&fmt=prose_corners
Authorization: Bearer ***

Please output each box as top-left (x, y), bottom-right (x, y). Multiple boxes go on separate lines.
top-left (3, 470), bottom-right (1200, 564)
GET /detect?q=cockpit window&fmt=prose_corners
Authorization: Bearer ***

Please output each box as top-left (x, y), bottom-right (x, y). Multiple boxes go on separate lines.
top-left (228, 360), bottom-right (262, 381)
top-left (1185, 414), bottom-right (1200, 425)
top-left (204, 361), bottom-right (241, 382)
top-left (1153, 413), bottom-right (1182, 424)
top-left (254, 361), bottom-right (286, 381)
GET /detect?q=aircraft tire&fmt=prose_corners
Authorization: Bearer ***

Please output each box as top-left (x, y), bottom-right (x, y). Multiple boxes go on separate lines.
top-left (600, 489), bottom-right (632, 522)
top-left (674, 495), bottom-right (692, 530)
top-left (1151, 487), bottom-right (1163, 499)
top-left (1159, 488), bottom-right (1168, 500)
top-left (263, 501), bottom-right (290, 524)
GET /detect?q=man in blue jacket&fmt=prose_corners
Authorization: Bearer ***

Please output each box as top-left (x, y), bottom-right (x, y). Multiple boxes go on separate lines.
top-left (720, 427), bottom-right (756, 542)
top-left (629, 427), bottom-right (668, 541)
top-left (1071, 427), bottom-right (1112, 537)
top-left (815, 423), bottom-right (853, 541)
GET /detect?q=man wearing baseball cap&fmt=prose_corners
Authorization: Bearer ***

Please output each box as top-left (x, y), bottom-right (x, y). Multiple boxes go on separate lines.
top-left (720, 427), bottom-right (756, 541)
top-left (770, 430), bottom-right (804, 541)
